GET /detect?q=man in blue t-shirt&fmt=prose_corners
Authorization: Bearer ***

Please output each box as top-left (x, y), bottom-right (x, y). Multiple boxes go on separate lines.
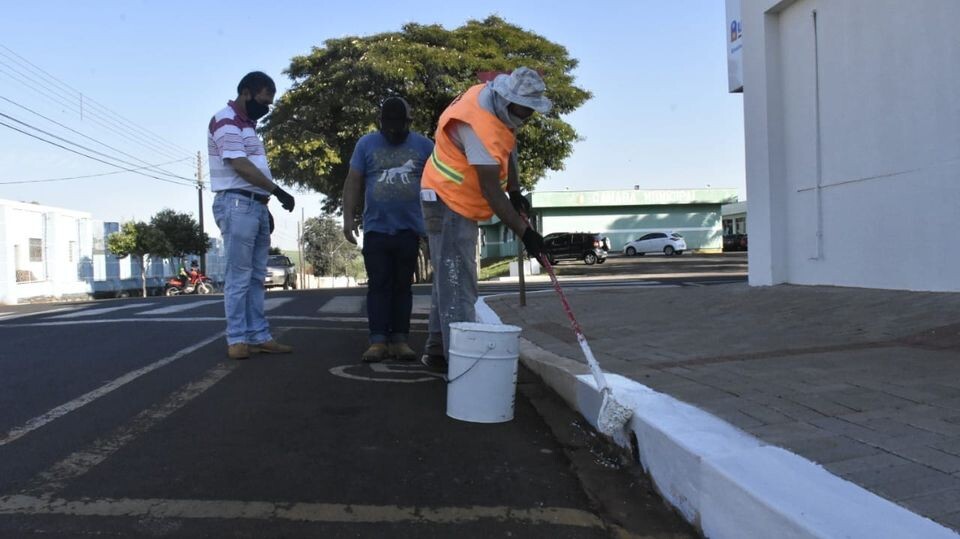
top-left (342, 97), bottom-right (434, 363)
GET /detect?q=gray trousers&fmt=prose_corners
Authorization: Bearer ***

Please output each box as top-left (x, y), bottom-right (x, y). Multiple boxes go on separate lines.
top-left (421, 196), bottom-right (478, 359)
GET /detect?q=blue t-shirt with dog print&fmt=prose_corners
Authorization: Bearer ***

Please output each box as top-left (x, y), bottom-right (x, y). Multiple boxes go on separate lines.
top-left (350, 131), bottom-right (433, 236)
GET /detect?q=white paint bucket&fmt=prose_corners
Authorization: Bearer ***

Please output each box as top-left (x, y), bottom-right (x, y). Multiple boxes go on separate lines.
top-left (446, 322), bottom-right (522, 423)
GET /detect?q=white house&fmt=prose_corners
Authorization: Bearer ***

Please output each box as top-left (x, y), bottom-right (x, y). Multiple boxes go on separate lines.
top-left (0, 198), bottom-right (226, 305)
top-left (0, 199), bottom-right (94, 304)
top-left (734, 0), bottom-right (960, 292)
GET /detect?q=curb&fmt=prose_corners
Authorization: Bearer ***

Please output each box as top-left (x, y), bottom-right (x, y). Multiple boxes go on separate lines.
top-left (476, 296), bottom-right (960, 539)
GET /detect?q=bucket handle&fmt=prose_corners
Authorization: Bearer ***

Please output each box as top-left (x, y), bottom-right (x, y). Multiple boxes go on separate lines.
top-left (446, 341), bottom-right (498, 385)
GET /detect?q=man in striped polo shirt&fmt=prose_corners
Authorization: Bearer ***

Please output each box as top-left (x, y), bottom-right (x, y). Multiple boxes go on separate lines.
top-left (208, 71), bottom-right (296, 360)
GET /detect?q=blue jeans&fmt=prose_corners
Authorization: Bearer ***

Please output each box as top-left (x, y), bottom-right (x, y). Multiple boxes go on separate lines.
top-left (362, 230), bottom-right (420, 344)
top-left (212, 191), bottom-right (272, 346)
top-left (421, 196), bottom-right (478, 359)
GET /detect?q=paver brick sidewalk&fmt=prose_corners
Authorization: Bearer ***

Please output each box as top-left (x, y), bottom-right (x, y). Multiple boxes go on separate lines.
top-left (485, 283), bottom-right (960, 532)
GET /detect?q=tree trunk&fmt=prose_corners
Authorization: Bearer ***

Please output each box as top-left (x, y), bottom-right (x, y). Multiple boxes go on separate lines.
top-left (140, 255), bottom-right (148, 298)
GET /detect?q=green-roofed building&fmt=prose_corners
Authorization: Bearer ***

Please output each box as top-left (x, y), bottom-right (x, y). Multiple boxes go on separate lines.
top-left (480, 188), bottom-right (738, 260)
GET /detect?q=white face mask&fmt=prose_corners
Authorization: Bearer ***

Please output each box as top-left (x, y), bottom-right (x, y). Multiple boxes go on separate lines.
top-left (490, 90), bottom-right (525, 130)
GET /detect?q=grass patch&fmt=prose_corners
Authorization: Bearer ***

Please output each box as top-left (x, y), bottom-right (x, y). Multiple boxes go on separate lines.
top-left (479, 256), bottom-right (515, 281)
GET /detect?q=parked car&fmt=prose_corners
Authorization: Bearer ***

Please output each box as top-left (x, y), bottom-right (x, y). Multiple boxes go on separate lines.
top-left (723, 233), bottom-right (748, 252)
top-left (542, 232), bottom-right (608, 265)
top-left (623, 232), bottom-right (687, 256)
top-left (266, 255), bottom-right (297, 289)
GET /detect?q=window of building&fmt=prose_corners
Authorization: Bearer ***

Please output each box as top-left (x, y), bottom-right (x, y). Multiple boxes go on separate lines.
top-left (29, 238), bottom-right (43, 262)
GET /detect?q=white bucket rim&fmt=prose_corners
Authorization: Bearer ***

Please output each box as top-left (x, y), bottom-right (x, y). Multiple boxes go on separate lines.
top-left (450, 322), bottom-right (522, 334)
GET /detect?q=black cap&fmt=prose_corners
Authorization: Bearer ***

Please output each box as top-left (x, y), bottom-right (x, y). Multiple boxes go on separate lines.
top-left (380, 97), bottom-right (412, 124)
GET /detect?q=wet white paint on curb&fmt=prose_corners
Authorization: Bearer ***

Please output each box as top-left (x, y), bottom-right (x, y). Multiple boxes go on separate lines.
top-left (476, 296), bottom-right (960, 539)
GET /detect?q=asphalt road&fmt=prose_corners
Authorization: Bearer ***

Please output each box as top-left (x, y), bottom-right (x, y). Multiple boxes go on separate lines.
top-left (0, 289), bottom-right (696, 538)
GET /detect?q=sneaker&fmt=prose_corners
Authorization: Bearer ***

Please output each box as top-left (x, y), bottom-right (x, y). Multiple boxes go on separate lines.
top-left (362, 343), bottom-right (389, 363)
top-left (251, 340), bottom-right (293, 354)
top-left (388, 342), bottom-right (418, 361)
top-left (420, 353), bottom-right (448, 373)
top-left (227, 343), bottom-right (249, 360)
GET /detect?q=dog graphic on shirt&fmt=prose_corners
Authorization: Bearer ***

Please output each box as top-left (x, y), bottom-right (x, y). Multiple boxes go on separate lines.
top-left (377, 159), bottom-right (416, 185)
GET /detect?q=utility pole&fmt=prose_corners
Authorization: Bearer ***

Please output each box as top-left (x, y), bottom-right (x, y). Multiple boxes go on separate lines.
top-left (299, 207), bottom-right (306, 289)
top-left (196, 151), bottom-right (206, 274)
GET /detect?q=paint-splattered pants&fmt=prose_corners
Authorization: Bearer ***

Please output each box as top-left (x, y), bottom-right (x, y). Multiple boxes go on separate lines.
top-left (421, 195), bottom-right (478, 359)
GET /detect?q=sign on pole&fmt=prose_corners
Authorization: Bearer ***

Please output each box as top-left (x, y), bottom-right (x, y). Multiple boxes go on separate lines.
top-left (726, 0), bottom-right (744, 93)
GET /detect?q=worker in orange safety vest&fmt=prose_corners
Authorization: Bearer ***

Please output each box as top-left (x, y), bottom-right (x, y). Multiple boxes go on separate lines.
top-left (419, 67), bottom-right (550, 372)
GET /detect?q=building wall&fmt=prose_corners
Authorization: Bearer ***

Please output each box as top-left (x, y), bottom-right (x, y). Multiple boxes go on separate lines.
top-left (0, 198), bottom-right (227, 304)
top-left (742, 0), bottom-right (960, 291)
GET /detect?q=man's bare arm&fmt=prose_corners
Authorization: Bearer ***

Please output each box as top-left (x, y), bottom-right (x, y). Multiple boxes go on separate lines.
top-left (224, 157), bottom-right (278, 192)
top-left (341, 167), bottom-right (364, 244)
top-left (476, 165), bottom-right (527, 236)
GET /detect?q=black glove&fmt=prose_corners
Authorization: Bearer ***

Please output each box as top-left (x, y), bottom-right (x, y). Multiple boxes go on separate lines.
top-left (272, 186), bottom-right (296, 212)
top-left (509, 191), bottom-right (531, 216)
top-left (268, 210), bottom-right (275, 234)
top-left (521, 226), bottom-right (545, 260)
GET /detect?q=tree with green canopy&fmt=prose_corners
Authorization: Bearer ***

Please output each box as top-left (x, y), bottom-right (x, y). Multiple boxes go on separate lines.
top-left (262, 15), bottom-right (591, 213)
top-left (106, 221), bottom-right (172, 297)
top-left (302, 215), bottom-right (365, 279)
top-left (150, 209), bottom-right (210, 263)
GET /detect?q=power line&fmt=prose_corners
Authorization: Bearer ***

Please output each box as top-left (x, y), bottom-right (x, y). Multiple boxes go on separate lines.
top-left (0, 95), bottom-right (195, 182)
top-left (0, 44), bottom-right (189, 162)
top-left (0, 119), bottom-right (195, 188)
top-left (0, 45), bottom-right (195, 159)
top-left (0, 157), bottom-right (191, 184)
top-left (0, 111), bottom-right (196, 183)
top-left (0, 44), bottom-right (196, 157)
top-left (0, 63), bottom-right (191, 164)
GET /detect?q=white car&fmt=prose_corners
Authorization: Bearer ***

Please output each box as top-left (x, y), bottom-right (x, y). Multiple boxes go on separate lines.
top-left (623, 232), bottom-right (687, 256)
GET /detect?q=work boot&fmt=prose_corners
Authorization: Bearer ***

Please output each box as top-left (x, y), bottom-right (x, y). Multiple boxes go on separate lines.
top-left (251, 340), bottom-right (293, 354)
top-left (388, 342), bottom-right (418, 361)
top-left (227, 343), bottom-right (249, 360)
top-left (362, 343), bottom-right (389, 363)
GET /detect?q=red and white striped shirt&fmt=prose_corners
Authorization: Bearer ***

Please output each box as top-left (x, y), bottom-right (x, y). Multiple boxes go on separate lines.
top-left (207, 101), bottom-right (273, 195)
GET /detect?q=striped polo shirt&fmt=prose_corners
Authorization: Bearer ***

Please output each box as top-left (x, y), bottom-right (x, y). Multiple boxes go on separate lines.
top-left (207, 101), bottom-right (273, 195)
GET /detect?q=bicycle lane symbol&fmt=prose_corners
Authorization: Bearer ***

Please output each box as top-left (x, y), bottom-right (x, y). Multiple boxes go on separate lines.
top-left (329, 362), bottom-right (445, 383)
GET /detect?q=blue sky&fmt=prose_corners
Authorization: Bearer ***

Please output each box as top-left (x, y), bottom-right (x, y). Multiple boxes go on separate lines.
top-left (0, 0), bottom-right (744, 250)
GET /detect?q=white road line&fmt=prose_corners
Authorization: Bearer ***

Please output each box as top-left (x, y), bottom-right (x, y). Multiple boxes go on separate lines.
top-left (412, 295), bottom-right (431, 315)
top-left (317, 296), bottom-right (363, 314)
top-left (0, 495), bottom-right (605, 529)
top-left (50, 303), bottom-right (155, 319)
top-left (23, 363), bottom-right (236, 496)
top-left (0, 306), bottom-right (82, 322)
top-left (137, 300), bottom-right (222, 315)
top-left (0, 316), bottom-right (428, 328)
top-left (0, 332), bottom-right (225, 447)
top-left (316, 316), bottom-right (427, 325)
top-left (264, 297), bottom-right (293, 311)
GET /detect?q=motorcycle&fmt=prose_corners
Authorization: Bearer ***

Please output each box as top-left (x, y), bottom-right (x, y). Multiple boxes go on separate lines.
top-left (165, 270), bottom-right (215, 296)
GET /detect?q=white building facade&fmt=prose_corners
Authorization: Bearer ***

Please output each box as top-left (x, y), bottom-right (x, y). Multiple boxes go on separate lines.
top-left (0, 198), bottom-right (225, 304)
top-left (736, 0), bottom-right (960, 292)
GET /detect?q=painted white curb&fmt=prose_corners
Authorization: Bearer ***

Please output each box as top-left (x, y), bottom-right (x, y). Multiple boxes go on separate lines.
top-left (476, 296), bottom-right (959, 539)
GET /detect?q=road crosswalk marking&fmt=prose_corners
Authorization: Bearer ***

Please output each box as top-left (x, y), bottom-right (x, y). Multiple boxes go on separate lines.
top-left (318, 296), bottom-right (431, 315)
top-left (264, 297), bottom-right (294, 311)
top-left (50, 303), bottom-right (155, 319)
top-left (137, 300), bottom-right (222, 315)
top-left (317, 296), bottom-right (363, 314)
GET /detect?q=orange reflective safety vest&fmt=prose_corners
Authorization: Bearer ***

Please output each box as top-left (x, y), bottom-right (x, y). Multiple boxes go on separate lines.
top-left (421, 84), bottom-right (515, 221)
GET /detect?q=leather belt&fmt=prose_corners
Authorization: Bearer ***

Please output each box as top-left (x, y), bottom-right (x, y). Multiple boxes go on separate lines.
top-left (220, 189), bottom-right (270, 204)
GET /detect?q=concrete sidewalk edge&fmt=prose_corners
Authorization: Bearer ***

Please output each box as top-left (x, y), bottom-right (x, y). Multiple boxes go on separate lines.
top-left (476, 296), bottom-right (960, 539)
